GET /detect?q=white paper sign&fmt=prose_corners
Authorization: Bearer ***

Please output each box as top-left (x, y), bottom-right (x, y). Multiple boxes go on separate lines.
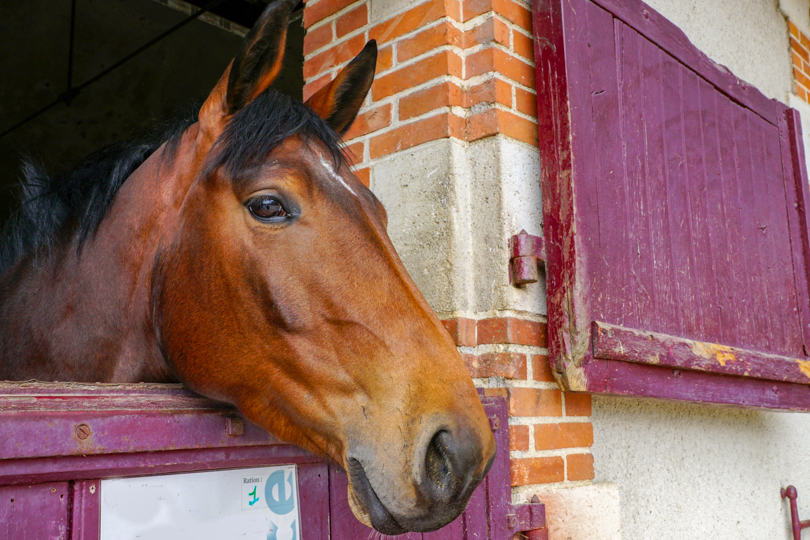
top-left (100, 465), bottom-right (300, 540)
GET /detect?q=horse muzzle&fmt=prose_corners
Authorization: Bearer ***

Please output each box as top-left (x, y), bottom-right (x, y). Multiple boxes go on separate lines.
top-left (346, 424), bottom-right (496, 534)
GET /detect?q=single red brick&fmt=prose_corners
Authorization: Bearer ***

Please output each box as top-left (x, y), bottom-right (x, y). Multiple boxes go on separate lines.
top-left (369, 113), bottom-right (464, 158)
top-left (496, 49), bottom-right (536, 87)
top-left (496, 108), bottom-right (539, 146)
top-left (564, 392), bottom-right (592, 417)
top-left (508, 387), bottom-right (562, 417)
top-left (796, 67), bottom-right (810, 91)
top-left (445, 0), bottom-right (462, 21)
top-left (304, 23), bottom-right (334, 56)
top-left (344, 141), bottom-right (364, 165)
top-left (462, 17), bottom-right (509, 48)
top-left (372, 51), bottom-right (462, 101)
top-left (378, 45), bottom-right (394, 71)
top-left (336, 4), bottom-right (368, 38)
top-left (567, 453), bottom-right (595, 481)
top-left (532, 354), bottom-right (556, 382)
top-left (304, 34), bottom-right (367, 80)
top-left (353, 167), bottom-right (370, 187)
top-left (465, 109), bottom-right (498, 140)
top-left (399, 82), bottom-right (463, 120)
top-left (466, 108), bottom-right (538, 145)
top-left (465, 352), bottom-right (527, 379)
top-left (461, 0), bottom-right (490, 22)
top-left (801, 32), bottom-right (810, 51)
top-left (534, 422), bottom-right (593, 450)
top-left (441, 318), bottom-right (477, 346)
top-left (515, 86), bottom-right (537, 117)
top-left (511, 457), bottom-right (564, 486)
top-left (493, 0), bottom-right (532, 30)
top-left (463, 78), bottom-right (512, 108)
top-left (513, 30), bottom-right (535, 62)
top-left (509, 424), bottom-right (529, 451)
top-left (343, 103), bottom-right (392, 141)
top-left (398, 22), bottom-right (462, 63)
top-left (476, 317), bottom-right (547, 346)
top-left (463, 0), bottom-right (531, 29)
top-left (369, 0), bottom-right (445, 44)
top-left (790, 20), bottom-right (799, 39)
top-left (465, 48), bottom-right (495, 78)
top-left (304, 0), bottom-right (358, 28)
top-left (791, 38), bottom-right (809, 62)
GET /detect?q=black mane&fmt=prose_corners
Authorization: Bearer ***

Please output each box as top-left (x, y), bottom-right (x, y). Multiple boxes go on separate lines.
top-left (0, 90), bottom-right (345, 275)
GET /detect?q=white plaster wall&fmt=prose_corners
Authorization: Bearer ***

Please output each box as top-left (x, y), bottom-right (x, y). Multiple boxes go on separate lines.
top-left (592, 397), bottom-right (810, 540)
top-left (534, 483), bottom-right (622, 540)
top-left (644, 0), bottom-right (792, 103)
top-left (370, 136), bottom-right (545, 318)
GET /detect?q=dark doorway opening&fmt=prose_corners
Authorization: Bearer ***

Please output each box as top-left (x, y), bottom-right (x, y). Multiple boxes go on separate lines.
top-left (0, 0), bottom-right (304, 227)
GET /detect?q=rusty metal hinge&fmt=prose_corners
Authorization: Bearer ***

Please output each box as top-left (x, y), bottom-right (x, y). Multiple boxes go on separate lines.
top-left (509, 230), bottom-right (546, 286)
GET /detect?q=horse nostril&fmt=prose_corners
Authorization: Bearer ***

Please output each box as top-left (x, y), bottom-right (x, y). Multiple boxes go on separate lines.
top-left (424, 430), bottom-right (456, 501)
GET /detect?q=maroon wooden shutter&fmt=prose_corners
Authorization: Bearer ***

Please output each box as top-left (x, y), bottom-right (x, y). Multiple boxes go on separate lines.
top-left (533, 0), bottom-right (810, 409)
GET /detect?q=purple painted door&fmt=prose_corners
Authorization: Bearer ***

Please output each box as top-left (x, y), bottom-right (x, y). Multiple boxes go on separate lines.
top-left (0, 382), bottom-right (546, 539)
top-left (533, 0), bottom-right (810, 409)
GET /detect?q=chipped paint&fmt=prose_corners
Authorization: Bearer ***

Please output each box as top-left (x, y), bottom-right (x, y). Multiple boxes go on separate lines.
top-left (798, 360), bottom-right (810, 380)
top-left (691, 342), bottom-right (736, 366)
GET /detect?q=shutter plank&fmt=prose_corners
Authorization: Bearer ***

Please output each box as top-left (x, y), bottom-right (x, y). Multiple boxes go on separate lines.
top-left (682, 67), bottom-right (714, 338)
top-left (641, 38), bottom-right (679, 335)
top-left (618, 22), bottom-right (656, 329)
top-left (587, 1), bottom-right (631, 326)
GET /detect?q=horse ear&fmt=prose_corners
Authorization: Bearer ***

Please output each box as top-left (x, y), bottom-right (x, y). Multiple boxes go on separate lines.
top-left (305, 41), bottom-right (377, 135)
top-left (227, 0), bottom-right (298, 113)
top-left (200, 0), bottom-right (297, 126)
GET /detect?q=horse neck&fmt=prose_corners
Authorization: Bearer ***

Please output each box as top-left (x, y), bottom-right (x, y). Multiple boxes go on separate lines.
top-left (0, 125), bottom-right (203, 383)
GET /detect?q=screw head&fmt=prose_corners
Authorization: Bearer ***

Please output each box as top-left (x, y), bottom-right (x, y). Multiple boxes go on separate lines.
top-left (226, 417), bottom-right (244, 437)
top-left (75, 424), bottom-right (91, 440)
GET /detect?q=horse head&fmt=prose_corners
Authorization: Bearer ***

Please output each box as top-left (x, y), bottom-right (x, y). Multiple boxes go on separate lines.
top-left (149, 0), bottom-right (495, 533)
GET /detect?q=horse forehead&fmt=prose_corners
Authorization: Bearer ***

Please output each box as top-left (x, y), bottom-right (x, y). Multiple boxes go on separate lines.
top-left (316, 154), bottom-right (356, 197)
top-left (274, 138), bottom-right (378, 208)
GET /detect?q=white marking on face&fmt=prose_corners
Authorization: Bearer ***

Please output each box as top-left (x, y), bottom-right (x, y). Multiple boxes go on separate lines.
top-left (319, 156), bottom-right (357, 197)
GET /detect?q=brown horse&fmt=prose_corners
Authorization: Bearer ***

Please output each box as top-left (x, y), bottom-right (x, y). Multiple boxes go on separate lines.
top-left (0, 0), bottom-right (495, 534)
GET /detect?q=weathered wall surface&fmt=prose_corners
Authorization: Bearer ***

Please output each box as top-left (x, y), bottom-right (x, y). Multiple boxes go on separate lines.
top-left (592, 397), bottom-right (810, 540)
top-left (590, 2), bottom-right (810, 539)
top-left (644, 0), bottom-right (792, 103)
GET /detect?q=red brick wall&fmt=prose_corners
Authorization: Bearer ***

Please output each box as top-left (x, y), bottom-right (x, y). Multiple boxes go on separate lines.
top-left (302, 0), bottom-right (539, 185)
top-left (442, 317), bottom-right (594, 490)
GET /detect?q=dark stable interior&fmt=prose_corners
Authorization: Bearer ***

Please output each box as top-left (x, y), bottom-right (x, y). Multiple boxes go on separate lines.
top-left (0, 0), bottom-right (304, 229)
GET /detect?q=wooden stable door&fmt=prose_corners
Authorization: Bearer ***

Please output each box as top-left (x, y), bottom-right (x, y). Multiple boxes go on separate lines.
top-left (0, 383), bottom-right (545, 539)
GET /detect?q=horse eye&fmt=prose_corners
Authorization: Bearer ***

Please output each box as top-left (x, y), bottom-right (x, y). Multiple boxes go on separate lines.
top-left (247, 195), bottom-right (289, 221)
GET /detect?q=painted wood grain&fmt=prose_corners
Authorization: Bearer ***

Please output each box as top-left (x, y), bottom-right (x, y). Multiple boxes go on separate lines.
top-left (0, 482), bottom-right (69, 540)
top-left (534, 0), bottom-right (810, 408)
top-left (592, 321), bottom-right (810, 384)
